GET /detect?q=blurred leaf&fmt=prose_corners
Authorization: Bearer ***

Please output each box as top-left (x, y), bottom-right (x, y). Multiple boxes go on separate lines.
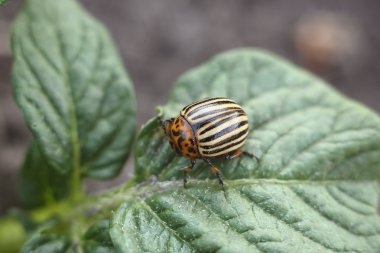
top-left (0, 217), bottom-right (26, 253)
top-left (20, 214), bottom-right (116, 252)
top-left (135, 49), bottom-right (380, 182)
top-left (0, 0), bottom-right (9, 6)
top-left (19, 142), bottom-right (71, 207)
top-left (83, 220), bottom-right (116, 253)
top-left (20, 233), bottom-right (69, 253)
top-left (12, 0), bottom-right (136, 179)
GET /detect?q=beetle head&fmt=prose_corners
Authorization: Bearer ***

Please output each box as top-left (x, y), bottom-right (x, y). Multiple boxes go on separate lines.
top-left (161, 118), bottom-right (178, 153)
top-left (161, 118), bottom-right (174, 138)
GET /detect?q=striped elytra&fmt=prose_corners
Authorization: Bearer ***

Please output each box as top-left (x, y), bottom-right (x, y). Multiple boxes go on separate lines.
top-left (180, 97), bottom-right (249, 157)
top-left (160, 97), bottom-right (255, 189)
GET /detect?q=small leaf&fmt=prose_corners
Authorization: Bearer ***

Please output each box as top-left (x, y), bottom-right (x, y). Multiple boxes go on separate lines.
top-left (83, 220), bottom-right (116, 253)
top-left (20, 220), bottom-right (116, 253)
top-left (20, 233), bottom-right (70, 253)
top-left (19, 142), bottom-right (71, 207)
top-left (110, 181), bottom-right (380, 253)
top-left (135, 49), bottom-right (380, 182)
top-left (12, 0), bottom-right (136, 179)
top-left (0, 0), bottom-right (9, 6)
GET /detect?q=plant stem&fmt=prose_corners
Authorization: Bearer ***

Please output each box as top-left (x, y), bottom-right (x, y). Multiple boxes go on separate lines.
top-left (0, 177), bottom-right (182, 252)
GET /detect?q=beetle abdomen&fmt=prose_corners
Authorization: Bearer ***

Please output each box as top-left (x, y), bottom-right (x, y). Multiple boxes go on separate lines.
top-left (180, 98), bottom-right (249, 157)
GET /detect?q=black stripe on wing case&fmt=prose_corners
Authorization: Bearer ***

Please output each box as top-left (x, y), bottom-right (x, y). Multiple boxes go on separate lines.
top-left (200, 128), bottom-right (248, 150)
top-left (197, 109), bottom-right (244, 129)
top-left (186, 100), bottom-right (235, 117)
top-left (182, 97), bottom-right (218, 115)
top-left (199, 120), bottom-right (248, 143)
top-left (202, 137), bottom-right (247, 155)
top-left (190, 106), bottom-right (241, 121)
top-left (199, 112), bottom-right (246, 135)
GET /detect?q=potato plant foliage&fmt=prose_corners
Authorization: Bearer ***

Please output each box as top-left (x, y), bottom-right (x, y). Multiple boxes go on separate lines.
top-left (0, 0), bottom-right (379, 252)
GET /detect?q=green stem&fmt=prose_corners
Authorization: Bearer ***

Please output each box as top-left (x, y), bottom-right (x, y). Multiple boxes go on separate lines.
top-left (69, 116), bottom-right (82, 203)
top-left (0, 177), bottom-right (225, 252)
top-left (70, 164), bottom-right (82, 202)
top-left (0, 177), bottom-right (138, 252)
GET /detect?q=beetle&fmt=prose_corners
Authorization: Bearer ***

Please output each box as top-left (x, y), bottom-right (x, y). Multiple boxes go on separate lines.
top-left (160, 97), bottom-right (258, 189)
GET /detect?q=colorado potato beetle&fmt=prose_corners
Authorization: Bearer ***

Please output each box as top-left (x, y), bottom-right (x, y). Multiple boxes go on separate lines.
top-left (160, 97), bottom-right (258, 189)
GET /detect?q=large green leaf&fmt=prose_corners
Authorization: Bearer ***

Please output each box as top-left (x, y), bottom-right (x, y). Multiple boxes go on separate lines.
top-left (12, 0), bottom-right (136, 179)
top-left (111, 180), bottom-right (380, 253)
top-left (135, 49), bottom-right (380, 182)
top-left (18, 49), bottom-right (380, 252)
top-left (122, 49), bottom-right (380, 252)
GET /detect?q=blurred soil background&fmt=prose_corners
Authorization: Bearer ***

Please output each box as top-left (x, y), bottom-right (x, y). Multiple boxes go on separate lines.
top-left (1, 0), bottom-right (380, 214)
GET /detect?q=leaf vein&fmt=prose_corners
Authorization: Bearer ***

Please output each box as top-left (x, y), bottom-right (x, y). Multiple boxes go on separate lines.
top-left (290, 187), bottom-right (380, 237)
top-left (139, 201), bottom-right (197, 252)
top-left (19, 40), bottom-right (67, 129)
top-left (237, 188), bottom-right (352, 253)
top-left (182, 191), bottom-right (265, 253)
top-left (26, 18), bottom-right (63, 76)
top-left (76, 30), bottom-right (103, 100)
top-left (325, 185), bottom-right (375, 216)
top-left (23, 96), bottom-right (65, 147)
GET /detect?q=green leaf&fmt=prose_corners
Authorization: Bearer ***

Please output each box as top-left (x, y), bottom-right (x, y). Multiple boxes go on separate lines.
top-left (20, 233), bottom-right (70, 253)
top-left (135, 49), bottom-right (380, 182)
top-left (19, 219), bottom-right (116, 253)
top-left (19, 49), bottom-right (380, 252)
top-left (110, 181), bottom-right (380, 253)
top-left (83, 220), bottom-right (116, 253)
top-left (123, 49), bottom-right (380, 252)
top-left (19, 142), bottom-right (71, 207)
top-left (0, 0), bottom-right (9, 6)
top-left (12, 0), bottom-right (136, 179)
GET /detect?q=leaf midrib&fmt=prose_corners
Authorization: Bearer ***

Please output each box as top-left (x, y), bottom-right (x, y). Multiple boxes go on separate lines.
top-left (123, 179), bottom-right (379, 197)
top-left (19, 7), bottom-right (82, 182)
top-left (49, 10), bottom-right (82, 198)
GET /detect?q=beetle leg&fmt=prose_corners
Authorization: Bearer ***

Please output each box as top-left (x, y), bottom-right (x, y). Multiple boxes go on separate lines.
top-left (242, 151), bottom-right (259, 161)
top-left (224, 150), bottom-right (243, 159)
top-left (183, 159), bottom-right (196, 187)
top-left (225, 150), bottom-right (259, 162)
top-left (204, 159), bottom-right (224, 191)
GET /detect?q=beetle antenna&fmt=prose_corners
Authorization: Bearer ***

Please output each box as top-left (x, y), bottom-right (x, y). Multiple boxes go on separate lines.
top-left (156, 115), bottom-right (167, 133)
top-left (157, 116), bottom-right (164, 129)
